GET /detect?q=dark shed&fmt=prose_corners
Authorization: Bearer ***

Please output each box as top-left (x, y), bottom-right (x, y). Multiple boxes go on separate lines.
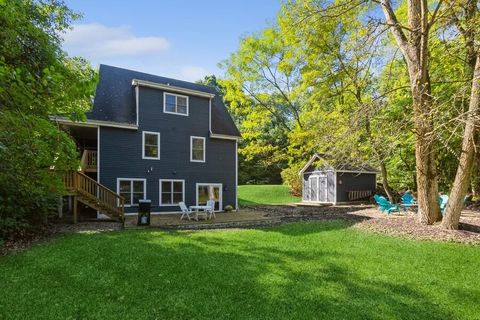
top-left (299, 154), bottom-right (378, 204)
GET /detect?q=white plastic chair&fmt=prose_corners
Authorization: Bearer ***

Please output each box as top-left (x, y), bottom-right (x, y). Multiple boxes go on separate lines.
top-left (179, 202), bottom-right (192, 220)
top-left (206, 200), bottom-right (216, 219)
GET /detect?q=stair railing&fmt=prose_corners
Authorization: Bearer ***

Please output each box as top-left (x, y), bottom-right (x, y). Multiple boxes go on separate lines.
top-left (63, 170), bottom-right (125, 219)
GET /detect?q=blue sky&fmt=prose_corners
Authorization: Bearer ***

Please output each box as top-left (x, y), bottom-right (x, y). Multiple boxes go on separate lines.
top-left (63, 0), bottom-right (281, 81)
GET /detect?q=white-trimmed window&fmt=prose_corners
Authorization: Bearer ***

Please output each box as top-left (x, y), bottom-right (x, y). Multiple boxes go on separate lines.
top-left (190, 136), bottom-right (205, 162)
top-left (142, 131), bottom-right (160, 159)
top-left (164, 92), bottom-right (189, 116)
top-left (117, 178), bottom-right (146, 207)
top-left (159, 179), bottom-right (185, 206)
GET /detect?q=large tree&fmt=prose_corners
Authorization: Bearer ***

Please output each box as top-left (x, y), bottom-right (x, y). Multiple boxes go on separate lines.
top-left (0, 0), bottom-right (96, 237)
top-left (378, 0), bottom-right (442, 224)
top-left (442, 0), bottom-right (480, 229)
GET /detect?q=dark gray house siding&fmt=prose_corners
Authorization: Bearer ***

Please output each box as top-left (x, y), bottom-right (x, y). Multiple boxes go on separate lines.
top-left (88, 65), bottom-right (240, 214)
top-left (98, 81), bottom-right (237, 213)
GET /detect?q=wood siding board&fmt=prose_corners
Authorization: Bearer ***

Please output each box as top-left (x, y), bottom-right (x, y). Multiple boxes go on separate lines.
top-left (335, 173), bottom-right (376, 202)
top-left (99, 85), bottom-right (236, 213)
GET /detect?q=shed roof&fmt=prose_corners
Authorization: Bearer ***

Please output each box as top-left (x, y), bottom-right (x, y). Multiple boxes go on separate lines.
top-left (89, 64), bottom-right (241, 138)
top-left (298, 154), bottom-right (378, 175)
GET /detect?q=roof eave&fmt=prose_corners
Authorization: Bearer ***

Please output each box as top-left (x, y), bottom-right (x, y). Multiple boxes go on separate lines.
top-left (132, 79), bottom-right (215, 99)
top-left (209, 132), bottom-right (242, 141)
top-left (50, 116), bottom-right (138, 130)
top-left (298, 153), bottom-right (321, 175)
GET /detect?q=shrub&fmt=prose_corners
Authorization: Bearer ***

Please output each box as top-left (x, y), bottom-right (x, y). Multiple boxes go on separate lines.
top-left (281, 167), bottom-right (302, 196)
top-left (0, 112), bottom-right (79, 239)
top-left (224, 205), bottom-right (234, 212)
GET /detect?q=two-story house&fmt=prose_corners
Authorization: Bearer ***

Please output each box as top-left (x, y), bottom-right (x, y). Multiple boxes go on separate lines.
top-left (53, 65), bottom-right (241, 221)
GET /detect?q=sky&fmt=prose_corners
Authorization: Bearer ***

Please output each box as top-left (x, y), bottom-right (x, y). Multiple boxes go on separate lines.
top-left (63, 0), bottom-right (281, 82)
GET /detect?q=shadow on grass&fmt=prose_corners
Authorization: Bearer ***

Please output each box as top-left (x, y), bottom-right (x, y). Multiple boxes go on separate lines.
top-left (0, 222), bottom-right (468, 319)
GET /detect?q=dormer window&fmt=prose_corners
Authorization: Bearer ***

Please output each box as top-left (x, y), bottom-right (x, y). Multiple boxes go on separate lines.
top-left (164, 92), bottom-right (188, 116)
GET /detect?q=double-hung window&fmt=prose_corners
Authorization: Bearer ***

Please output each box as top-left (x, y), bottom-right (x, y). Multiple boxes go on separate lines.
top-left (142, 131), bottom-right (160, 159)
top-left (117, 178), bottom-right (146, 207)
top-left (159, 179), bottom-right (184, 206)
top-left (190, 136), bottom-right (205, 162)
top-left (164, 93), bottom-right (188, 116)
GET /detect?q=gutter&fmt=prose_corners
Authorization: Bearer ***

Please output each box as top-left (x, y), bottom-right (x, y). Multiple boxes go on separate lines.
top-left (50, 116), bottom-right (138, 130)
top-left (132, 79), bottom-right (215, 99)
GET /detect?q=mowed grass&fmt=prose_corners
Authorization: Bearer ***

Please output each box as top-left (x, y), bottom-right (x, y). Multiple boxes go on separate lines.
top-left (238, 184), bottom-right (300, 206)
top-left (1, 221), bottom-right (480, 319)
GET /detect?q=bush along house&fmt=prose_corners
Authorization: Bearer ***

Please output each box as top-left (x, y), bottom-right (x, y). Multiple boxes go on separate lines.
top-left (53, 65), bottom-right (241, 222)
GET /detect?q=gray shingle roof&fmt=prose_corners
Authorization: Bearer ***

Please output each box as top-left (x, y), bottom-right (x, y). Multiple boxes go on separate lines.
top-left (299, 153), bottom-right (378, 174)
top-left (89, 64), bottom-right (241, 137)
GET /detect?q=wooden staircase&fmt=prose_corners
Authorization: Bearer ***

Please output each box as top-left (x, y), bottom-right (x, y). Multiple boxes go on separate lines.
top-left (63, 171), bottom-right (125, 223)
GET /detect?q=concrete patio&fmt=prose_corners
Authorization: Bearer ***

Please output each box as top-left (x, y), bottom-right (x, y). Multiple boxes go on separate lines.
top-left (124, 209), bottom-right (275, 229)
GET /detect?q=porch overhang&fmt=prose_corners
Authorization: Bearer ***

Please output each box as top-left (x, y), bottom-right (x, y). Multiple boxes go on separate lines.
top-left (50, 116), bottom-right (138, 130)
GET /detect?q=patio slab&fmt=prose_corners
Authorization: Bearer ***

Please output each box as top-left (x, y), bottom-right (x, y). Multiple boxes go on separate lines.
top-left (124, 210), bottom-right (274, 229)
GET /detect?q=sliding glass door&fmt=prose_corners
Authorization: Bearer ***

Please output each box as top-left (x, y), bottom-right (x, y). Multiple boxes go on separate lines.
top-left (196, 183), bottom-right (222, 211)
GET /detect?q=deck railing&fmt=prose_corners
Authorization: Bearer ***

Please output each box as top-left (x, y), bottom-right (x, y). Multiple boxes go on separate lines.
top-left (63, 170), bottom-right (125, 219)
top-left (80, 149), bottom-right (97, 172)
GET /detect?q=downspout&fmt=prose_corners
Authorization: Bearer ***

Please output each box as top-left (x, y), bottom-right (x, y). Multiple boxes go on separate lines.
top-left (135, 85), bottom-right (139, 127)
top-left (334, 171), bottom-right (337, 205)
top-left (208, 97), bottom-right (212, 135)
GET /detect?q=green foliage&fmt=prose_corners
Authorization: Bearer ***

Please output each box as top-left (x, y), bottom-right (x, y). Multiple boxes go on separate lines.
top-left (280, 165), bottom-right (303, 196)
top-left (0, 111), bottom-right (79, 237)
top-left (0, 0), bottom-right (96, 238)
top-left (223, 0), bottom-right (478, 195)
top-left (238, 184), bottom-right (300, 206)
top-left (1, 223), bottom-right (480, 319)
top-left (220, 26), bottom-right (304, 183)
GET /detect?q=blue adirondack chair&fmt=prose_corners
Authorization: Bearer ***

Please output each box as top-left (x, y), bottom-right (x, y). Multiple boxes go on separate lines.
top-left (374, 194), bottom-right (400, 214)
top-left (439, 195), bottom-right (449, 215)
top-left (401, 192), bottom-right (417, 212)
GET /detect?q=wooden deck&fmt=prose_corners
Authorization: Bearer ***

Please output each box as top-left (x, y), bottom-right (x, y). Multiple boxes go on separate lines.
top-left (124, 210), bottom-right (273, 228)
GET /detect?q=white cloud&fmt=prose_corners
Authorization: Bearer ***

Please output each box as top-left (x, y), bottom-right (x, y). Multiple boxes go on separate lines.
top-left (63, 23), bottom-right (170, 60)
top-left (178, 66), bottom-right (209, 82)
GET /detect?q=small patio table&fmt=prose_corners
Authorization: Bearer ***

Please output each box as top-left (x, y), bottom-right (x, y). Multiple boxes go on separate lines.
top-left (189, 205), bottom-right (209, 221)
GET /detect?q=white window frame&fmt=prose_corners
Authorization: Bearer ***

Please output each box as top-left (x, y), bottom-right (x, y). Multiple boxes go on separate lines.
top-left (190, 136), bottom-right (206, 163)
top-left (116, 178), bottom-right (147, 207)
top-left (142, 131), bottom-right (160, 160)
top-left (159, 179), bottom-right (185, 206)
top-left (163, 92), bottom-right (189, 116)
top-left (196, 183), bottom-right (223, 212)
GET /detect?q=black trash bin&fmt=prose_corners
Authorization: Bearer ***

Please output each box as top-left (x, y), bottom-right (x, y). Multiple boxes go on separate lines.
top-left (137, 199), bottom-right (151, 226)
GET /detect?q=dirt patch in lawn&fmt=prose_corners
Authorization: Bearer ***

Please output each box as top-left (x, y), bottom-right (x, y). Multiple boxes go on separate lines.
top-left (0, 221), bottom-right (122, 256)
top-left (245, 204), bottom-right (480, 245)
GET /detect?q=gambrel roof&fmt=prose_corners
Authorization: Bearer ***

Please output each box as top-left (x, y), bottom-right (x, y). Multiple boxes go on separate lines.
top-left (88, 64), bottom-right (241, 138)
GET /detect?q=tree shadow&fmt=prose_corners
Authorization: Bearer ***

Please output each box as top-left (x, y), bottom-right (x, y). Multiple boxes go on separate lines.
top-left (459, 222), bottom-right (480, 234)
top-left (1, 226), bottom-right (471, 319)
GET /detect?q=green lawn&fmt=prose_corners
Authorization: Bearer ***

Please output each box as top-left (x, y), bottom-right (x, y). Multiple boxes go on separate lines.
top-left (1, 221), bottom-right (479, 319)
top-left (238, 184), bottom-right (300, 206)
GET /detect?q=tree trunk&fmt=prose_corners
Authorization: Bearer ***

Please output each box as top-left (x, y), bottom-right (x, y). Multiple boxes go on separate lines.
top-left (411, 80), bottom-right (441, 224)
top-left (380, 162), bottom-right (394, 202)
top-left (406, 0), bottom-right (440, 224)
top-left (473, 153), bottom-right (480, 196)
top-left (381, 0), bottom-right (441, 224)
top-left (442, 55), bottom-right (480, 229)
